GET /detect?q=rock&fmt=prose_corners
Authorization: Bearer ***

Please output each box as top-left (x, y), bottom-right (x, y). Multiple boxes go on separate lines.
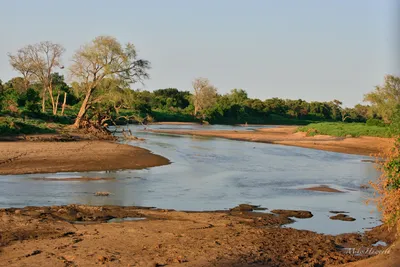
top-left (330, 214), bottom-right (356, 221)
top-left (230, 204), bottom-right (267, 212)
top-left (271, 209), bottom-right (313, 219)
top-left (57, 208), bottom-right (67, 214)
top-left (14, 209), bottom-right (21, 215)
top-left (25, 250), bottom-right (41, 257)
top-left (95, 191), bottom-right (110, 196)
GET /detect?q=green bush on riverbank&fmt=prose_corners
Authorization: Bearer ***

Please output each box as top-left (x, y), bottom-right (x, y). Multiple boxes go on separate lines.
top-left (298, 122), bottom-right (392, 138)
top-left (0, 116), bottom-right (57, 136)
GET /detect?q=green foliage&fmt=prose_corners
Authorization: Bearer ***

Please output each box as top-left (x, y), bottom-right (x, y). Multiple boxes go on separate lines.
top-left (298, 122), bottom-right (391, 137)
top-left (151, 109), bottom-right (198, 123)
top-left (0, 88), bottom-right (19, 112)
top-left (18, 88), bottom-right (41, 113)
top-left (364, 75), bottom-right (400, 123)
top-left (0, 116), bottom-right (56, 135)
top-left (366, 118), bottom-right (386, 127)
top-left (152, 88), bottom-right (190, 109)
top-left (389, 106), bottom-right (400, 136)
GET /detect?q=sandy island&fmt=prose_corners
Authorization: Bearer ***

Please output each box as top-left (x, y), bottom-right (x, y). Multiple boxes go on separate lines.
top-left (0, 140), bottom-right (170, 175)
top-left (148, 126), bottom-right (394, 156)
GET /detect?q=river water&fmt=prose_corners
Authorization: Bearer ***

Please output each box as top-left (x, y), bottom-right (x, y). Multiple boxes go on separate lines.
top-left (0, 124), bottom-right (381, 235)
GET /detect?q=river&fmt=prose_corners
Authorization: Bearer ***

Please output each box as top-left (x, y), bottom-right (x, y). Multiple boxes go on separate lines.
top-left (0, 124), bottom-right (381, 235)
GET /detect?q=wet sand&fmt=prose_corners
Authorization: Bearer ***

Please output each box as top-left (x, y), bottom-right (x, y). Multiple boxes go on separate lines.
top-left (149, 126), bottom-right (394, 156)
top-left (0, 205), bottom-right (397, 267)
top-left (0, 141), bottom-right (170, 175)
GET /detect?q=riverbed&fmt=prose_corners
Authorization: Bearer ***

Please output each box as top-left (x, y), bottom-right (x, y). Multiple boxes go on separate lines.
top-left (0, 124), bottom-right (381, 234)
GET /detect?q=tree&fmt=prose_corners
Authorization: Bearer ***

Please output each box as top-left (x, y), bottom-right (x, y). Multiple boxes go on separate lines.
top-left (364, 75), bottom-right (400, 123)
top-left (69, 36), bottom-right (150, 128)
top-left (228, 89), bottom-right (248, 105)
top-left (192, 78), bottom-right (218, 120)
top-left (8, 41), bottom-right (65, 114)
top-left (8, 49), bottom-right (34, 91)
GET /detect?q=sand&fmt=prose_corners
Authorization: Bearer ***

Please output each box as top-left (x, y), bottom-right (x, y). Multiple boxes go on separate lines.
top-left (0, 141), bottom-right (170, 175)
top-left (149, 126), bottom-right (394, 156)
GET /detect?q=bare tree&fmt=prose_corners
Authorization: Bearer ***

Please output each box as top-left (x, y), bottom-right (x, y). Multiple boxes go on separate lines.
top-left (8, 49), bottom-right (34, 91)
top-left (69, 36), bottom-right (150, 128)
top-left (192, 77), bottom-right (218, 120)
top-left (8, 42), bottom-right (65, 114)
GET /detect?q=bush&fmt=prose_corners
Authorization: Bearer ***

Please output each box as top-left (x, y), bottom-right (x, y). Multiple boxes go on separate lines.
top-left (1, 88), bottom-right (19, 112)
top-left (24, 88), bottom-right (41, 113)
top-left (370, 139), bottom-right (400, 229)
top-left (366, 118), bottom-right (385, 127)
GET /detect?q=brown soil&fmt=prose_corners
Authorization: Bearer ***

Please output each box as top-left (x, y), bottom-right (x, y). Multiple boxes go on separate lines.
top-left (0, 141), bottom-right (170, 175)
top-left (303, 185), bottom-right (345, 193)
top-left (149, 126), bottom-right (394, 156)
top-left (0, 205), bottom-right (395, 267)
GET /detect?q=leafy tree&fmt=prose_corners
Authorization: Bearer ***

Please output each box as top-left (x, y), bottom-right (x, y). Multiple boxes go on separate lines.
top-left (364, 75), bottom-right (400, 123)
top-left (153, 88), bottom-right (190, 109)
top-left (264, 98), bottom-right (288, 114)
top-left (69, 36), bottom-right (150, 128)
top-left (228, 89), bottom-right (248, 105)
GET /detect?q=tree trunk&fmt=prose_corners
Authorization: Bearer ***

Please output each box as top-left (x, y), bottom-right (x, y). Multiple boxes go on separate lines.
top-left (53, 91), bottom-right (60, 115)
top-left (48, 84), bottom-right (56, 115)
top-left (41, 87), bottom-right (46, 113)
top-left (73, 89), bottom-right (92, 128)
top-left (61, 92), bottom-right (67, 115)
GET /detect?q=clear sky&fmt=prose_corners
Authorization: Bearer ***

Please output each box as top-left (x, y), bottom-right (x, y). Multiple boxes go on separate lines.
top-left (0, 0), bottom-right (398, 107)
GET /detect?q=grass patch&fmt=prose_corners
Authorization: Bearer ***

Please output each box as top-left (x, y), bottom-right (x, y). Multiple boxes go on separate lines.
top-left (298, 122), bottom-right (391, 138)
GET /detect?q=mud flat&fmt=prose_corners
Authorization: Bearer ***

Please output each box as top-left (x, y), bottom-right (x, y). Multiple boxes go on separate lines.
top-left (149, 126), bottom-right (394, 156)
top-left (0, 205), bottom-right (397, 267)
top-left (0, 140), bottom-right (170, 175)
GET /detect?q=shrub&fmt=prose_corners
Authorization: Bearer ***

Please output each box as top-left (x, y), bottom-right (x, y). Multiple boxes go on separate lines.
top-left (24, 88), bottom-right (41, 113)
top-left (366, 118), bottom-right (385, 127)
top-left (370, 139), bottom-right (400, 229)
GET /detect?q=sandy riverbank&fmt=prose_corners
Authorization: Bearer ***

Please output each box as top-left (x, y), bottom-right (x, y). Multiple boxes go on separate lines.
top-left (0, 140), bottom-right (170, 175)
top-left (0, 205), bottom-right (397, 267)
top-left (149, 126), bottom-right (394, 156)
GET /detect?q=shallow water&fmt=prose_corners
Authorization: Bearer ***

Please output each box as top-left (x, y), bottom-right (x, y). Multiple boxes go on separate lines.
top-left (0, 124), bottom-right (381, 235)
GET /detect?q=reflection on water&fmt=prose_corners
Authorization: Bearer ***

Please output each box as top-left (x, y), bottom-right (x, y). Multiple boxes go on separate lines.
top-left (0, 124), bottom-right (381, 234)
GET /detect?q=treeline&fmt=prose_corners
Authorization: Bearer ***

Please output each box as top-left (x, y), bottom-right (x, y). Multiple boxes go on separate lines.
top-left (1, 35), bottom-right (399, 129)
top-left (0, 75), bottom-right (376, 125)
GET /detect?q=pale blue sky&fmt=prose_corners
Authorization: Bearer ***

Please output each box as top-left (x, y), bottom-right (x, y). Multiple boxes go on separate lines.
top-left (0, 0), bottom-right (398, 107)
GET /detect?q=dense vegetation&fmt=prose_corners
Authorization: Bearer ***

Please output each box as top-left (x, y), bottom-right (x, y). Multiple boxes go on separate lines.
top-left (1, 36), bottom-right (399, 137)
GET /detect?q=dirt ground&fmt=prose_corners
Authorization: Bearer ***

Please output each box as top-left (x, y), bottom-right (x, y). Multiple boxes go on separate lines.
top-left (0, 205), bottom-right (397, 267)
top-left (149, 126), bottom-right (394, 156)
top-left (0, 140), bottom-right (170, 175)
